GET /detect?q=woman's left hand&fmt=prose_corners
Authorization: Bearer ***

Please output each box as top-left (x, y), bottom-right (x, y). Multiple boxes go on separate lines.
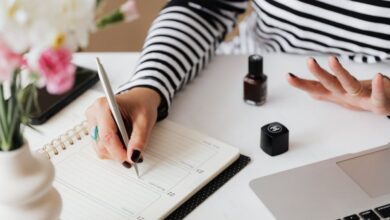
top-left (287, 56), bottom-right (390, 115)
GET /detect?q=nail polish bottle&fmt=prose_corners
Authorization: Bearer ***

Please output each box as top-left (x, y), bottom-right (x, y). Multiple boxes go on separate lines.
top-left (243, 55), bottom-right (267, 106)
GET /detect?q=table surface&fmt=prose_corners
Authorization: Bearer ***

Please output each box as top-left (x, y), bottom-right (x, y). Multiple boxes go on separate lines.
top-left (33, 52), bottom-right (390, 219)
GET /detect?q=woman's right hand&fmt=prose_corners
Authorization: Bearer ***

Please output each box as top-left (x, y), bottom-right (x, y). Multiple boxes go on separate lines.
top-left (85, 87), bottom-right (161, 165)
top-left (288, 56), bottom-right (390, 115)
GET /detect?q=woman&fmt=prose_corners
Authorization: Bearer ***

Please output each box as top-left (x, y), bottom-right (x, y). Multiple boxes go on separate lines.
top-left (85, 0), bottom-right (390, 164)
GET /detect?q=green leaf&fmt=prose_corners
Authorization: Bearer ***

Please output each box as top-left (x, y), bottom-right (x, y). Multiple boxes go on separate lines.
top-left (0, 84), bottom-right (9, 149)
top-left (96, 0), bottom-right (103, 7)
top-left (10, 122), bottom-right (23, 151)
top-left (24, 123), bottom-right (41, 134)
top-left (6, 106), bottom-right (19, 145)
top-left (31, 85), bottom-right (40, 114)
top-left (7, 94), bottom-right (14, 124)
top-left (25, 90), bottom-right (33, 117)
top-left (0, 69), bottom-right (25, 151)
top-left (96, 9), bottom-right (124, 29)
top-left (0, 84), bottom-right (6, 121)
top-left (0, 114), bottom-right (5, 144)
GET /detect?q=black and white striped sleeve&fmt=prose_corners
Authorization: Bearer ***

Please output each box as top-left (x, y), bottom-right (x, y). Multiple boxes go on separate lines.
top-left (117, 0), bottom-right (248, 120)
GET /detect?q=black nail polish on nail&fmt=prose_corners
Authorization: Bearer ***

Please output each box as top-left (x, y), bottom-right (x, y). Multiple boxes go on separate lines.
top-left (288, 73), bottom-right (297, 78)
top-left (137, 158), bottom-right (143, 163)
top-left (131, 150), bottom-right (141, 162)
top-left (122, 161), bottom-right (132, 169)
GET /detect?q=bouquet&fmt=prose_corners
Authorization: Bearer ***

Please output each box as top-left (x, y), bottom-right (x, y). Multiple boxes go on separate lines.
top-left (0, 0), bottom-right (139, 151)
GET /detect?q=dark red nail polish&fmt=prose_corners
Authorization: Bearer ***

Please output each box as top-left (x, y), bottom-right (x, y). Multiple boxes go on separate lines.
top-left (288, 73), bottom-right (297, 78)
top-left (137, 157), bottom-right (143, 163)
top-left (131, 150), bottom-right (141, 162)
top-left (122, 161), bottom-right (132, 169)
top-left (382, 74), bottom-right (390, 81)
top-left (243, 55), bottom-right (267, 106)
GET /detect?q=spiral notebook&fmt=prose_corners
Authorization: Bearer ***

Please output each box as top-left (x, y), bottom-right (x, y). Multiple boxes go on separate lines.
top-left (27, 90), bottom-right (246, 220)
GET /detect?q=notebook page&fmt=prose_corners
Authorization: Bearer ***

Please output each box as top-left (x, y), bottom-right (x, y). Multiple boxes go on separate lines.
top-left (51, 120), bottom-right (239, 220)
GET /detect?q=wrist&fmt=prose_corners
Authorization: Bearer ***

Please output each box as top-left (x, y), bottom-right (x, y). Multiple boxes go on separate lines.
top-left (117, 86), bottom-right (169, 121)
top-left (119, 87), bottom-right (161, 109)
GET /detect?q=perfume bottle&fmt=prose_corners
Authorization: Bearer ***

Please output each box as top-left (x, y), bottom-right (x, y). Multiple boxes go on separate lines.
top-left (243, 55), bottom-right (267, 106)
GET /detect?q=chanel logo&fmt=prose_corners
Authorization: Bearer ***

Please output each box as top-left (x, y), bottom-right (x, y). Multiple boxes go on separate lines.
top-left (267, 124), bottom-right (282, 133)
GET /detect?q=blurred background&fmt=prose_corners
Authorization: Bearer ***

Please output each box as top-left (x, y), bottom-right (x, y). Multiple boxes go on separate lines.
top-left (86, 0), bottom-right (250, 52)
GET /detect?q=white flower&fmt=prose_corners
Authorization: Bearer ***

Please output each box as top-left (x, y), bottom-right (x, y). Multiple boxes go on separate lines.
top-left (0, 0), bottom-right (96, 52)
top-left (43, 0), bottom-right (96, 50)
top-left (0, 0), bottom-right (31, 52)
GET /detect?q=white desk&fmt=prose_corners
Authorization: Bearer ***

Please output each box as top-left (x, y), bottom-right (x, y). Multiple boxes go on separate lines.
top-left (34, 52), bottom-right (390, 219)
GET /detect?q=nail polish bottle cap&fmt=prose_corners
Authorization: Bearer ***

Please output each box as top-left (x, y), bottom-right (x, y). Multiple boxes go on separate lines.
top-left (248, 54), bottom-right (263, 77)
top-left (260, 122), bottom-right (289, 156)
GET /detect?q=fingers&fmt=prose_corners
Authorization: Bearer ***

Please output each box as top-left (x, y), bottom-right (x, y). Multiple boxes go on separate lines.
top-left (328, 56), bottom-right (366, 96)
top-left (371, 73), bottom-right (390, 114)
top-left (287, 73), bottom-right (330, 100)
top-left (127, 114), bottom-right (153, 164)
top-left (86, 89), bottom-right (160, 165)
top-left (307, 57), bottom-right (345, 94)
top-left (96, 107), bottom-right (127, 162)
top-left (85, 105), bottom-right (109, 159)
top-left (86, 98), bottom-right (127, 162)
top-left (371, 74), bottom-right (385, 103)
top-left (289, 56), bottom-right (390, 115)
top-left (94, 145), bottom-right (110, 159)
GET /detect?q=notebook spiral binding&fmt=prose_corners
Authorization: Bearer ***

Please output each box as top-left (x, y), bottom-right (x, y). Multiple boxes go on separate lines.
top-left (37, 121), bottom-right (90, 159)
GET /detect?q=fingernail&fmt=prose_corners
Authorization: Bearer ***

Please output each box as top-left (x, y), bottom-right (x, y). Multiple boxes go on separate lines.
top-left (334, 56), bottom-right (340, 63)
top-left (131, 150), bottom-right (141, 163)
top-left (311, 57), bottom-right (317, 64)
top-left (137, 157), bottom-right (143, 163)
top-left (122, 161), bottom-right (132, 169)
top-left (289, 72), bottom-right (297, 78)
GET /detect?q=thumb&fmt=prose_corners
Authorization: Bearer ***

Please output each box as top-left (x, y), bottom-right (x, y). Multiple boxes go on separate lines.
top-left (371, 73), bottom-right (389, 114)
top-left (127, 116), bottom-right (152, 163)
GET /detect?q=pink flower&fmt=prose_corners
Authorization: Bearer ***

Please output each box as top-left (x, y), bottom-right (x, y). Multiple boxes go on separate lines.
top-left (38, 48), bottom-right (75, 94)
top-left (0, 40), bottom-right (25, 81)
top-left (120, 0), bottom-right (139, 22)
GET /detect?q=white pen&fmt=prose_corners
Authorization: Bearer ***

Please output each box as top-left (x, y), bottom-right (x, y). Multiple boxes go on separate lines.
top-left (95, 57), bottom-right (139, 178)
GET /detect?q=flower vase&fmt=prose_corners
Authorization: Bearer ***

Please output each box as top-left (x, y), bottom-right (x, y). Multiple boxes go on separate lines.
top-left (0, 140), bottom-right (62, 220)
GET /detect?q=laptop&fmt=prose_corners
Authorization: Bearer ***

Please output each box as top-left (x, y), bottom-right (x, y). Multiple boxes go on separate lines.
top-left (250, 143), bottom-right (390, 220)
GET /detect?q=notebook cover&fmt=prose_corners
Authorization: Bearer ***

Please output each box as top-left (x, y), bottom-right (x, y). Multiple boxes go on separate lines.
top-left (165, 154), bottom-right (251, 220)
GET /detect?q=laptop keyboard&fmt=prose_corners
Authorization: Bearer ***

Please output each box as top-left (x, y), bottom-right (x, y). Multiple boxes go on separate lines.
top-left (359, 210), bottom-right (380, 220)
top-left (339, 203), bottom-right (390, 220)
top-left (376, 204), bottom-right (390, 219)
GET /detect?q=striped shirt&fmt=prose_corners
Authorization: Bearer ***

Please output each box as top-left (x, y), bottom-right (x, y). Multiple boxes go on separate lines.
top-left (117, 0), bottom-right (390, 119)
